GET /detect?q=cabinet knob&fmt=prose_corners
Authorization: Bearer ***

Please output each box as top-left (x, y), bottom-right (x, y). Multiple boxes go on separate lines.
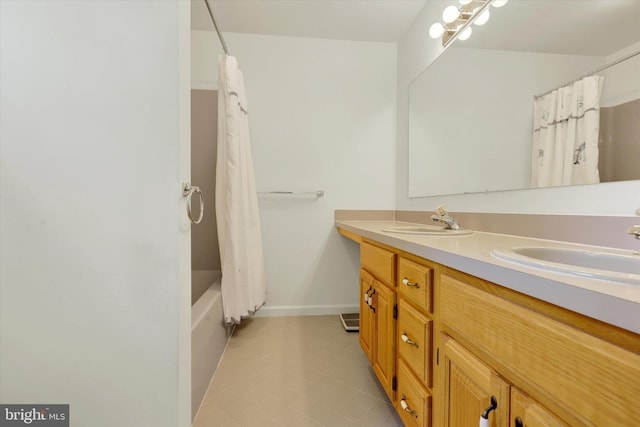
top-left (401, 333), bottom-right (419, 348)
top-left (479, 396), bottom-right (497, 427)
top-left (400, 395), bottom-right (418, 418)
top-left (402, 278), bottom-right (420, 288)
top-left (515, 416), bottom-right (523, 427)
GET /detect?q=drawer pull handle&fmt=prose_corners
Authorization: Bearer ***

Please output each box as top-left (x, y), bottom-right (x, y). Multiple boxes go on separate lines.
top-left (401, 333), bottom-right (419, 348)
top-left (515, 417), bottom-right (523, 427)
top-left (364, 286), bottom-right (372, 304)
top-left (400, 396), bottom-right (418, 417)
top-left (402, 278), bottom-right (420, 288)
top-left (479, 396), bottom-right (497, 427)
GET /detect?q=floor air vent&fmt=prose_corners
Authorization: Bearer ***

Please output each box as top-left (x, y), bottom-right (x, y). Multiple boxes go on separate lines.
top-left (339, 313), bottom-right (359, 332)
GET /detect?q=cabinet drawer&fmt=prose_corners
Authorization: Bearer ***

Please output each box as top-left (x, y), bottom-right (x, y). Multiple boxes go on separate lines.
top-left (397, 358), bottom-right (431, 427)
top-left (398, 257), bottom-right (433, 313)
top-left (361, 241), bottom-right (396, 285)
top-left (398, 298), bottom-right (432, 387)
top-left (440, 273), bottom-right (640, 427)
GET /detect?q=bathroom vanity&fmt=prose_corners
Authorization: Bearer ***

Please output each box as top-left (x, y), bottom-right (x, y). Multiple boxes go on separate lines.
top-left (337, 219), bottom-right (640, 427)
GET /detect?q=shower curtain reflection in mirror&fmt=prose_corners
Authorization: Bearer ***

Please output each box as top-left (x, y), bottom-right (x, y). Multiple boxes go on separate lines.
top-left (531, 76), bottom-right (603, 188)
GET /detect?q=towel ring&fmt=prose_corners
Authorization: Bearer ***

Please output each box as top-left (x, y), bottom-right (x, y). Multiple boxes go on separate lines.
top-left (183, 183), bottom-right (204, 224)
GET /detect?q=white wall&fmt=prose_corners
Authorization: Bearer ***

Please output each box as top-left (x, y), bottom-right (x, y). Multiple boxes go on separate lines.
top-left (601, 40), bottom-right (640, 107)
top-left (0, 2), bottom-right (192, 426)
top-left (397, 4), bottom-right (640, 215)
top-left (192, 31), bottom-right (397, 315)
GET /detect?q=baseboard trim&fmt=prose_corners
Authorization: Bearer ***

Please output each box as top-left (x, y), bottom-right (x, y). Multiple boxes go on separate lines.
top-left (255, 304), bottom-right (359, 317)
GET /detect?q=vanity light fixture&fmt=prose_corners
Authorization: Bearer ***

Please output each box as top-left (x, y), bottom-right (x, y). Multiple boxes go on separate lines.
top-left (458, 26), bottom-right (473, 41)
top-left (474, 9), bottom-right (490, 25)
top-left (429, 0), bottom-right (508, 46)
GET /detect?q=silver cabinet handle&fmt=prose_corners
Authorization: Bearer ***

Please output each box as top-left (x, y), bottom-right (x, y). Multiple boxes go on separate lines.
top-left (402, 278), bottom-right (420, 288)
top-left (401, 333), bottom-right (419, 348)
top-left (400, 396), bottom-right (417, 417)
top-left (183, 183), bottom-right (204, 224)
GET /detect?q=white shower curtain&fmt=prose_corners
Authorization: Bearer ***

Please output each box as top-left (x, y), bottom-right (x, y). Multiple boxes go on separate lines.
top-left (531, 76), bottom-right (603, 187)
top-left (215, 55), bottom-right (267, 325)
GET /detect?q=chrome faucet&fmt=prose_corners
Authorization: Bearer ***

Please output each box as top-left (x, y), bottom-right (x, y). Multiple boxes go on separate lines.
top-left (431, 205), bottom-right (461, 230)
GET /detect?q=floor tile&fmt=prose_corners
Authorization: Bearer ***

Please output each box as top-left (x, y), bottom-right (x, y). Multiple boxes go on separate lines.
top-left (193, 315), bottom-right (400, 427)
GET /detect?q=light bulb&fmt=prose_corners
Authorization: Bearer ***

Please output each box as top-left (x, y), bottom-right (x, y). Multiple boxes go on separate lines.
top-left (429, 22), bottom-right (445, 39)
top-left (492, 0), bottom-right (508, 7)
top-left (459, 0), bottom-right (472, 4)
top-left (442, 5), bottom-right (461, 23)
top-left (474, 9), bottom-right (490, 25)
top-left (458, 26), bottom-right (472, 41)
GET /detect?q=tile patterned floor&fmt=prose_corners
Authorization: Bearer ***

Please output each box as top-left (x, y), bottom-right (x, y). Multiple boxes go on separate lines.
top-left (193, 315), bottom-right (404, 427)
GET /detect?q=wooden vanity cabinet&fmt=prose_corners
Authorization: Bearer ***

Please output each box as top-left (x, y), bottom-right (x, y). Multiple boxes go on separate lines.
top-left (340, 229), bottom-right (640, 427)
top-left (439, 268), bottom-right (640, 427)
top-left (359, 241), bottom-right (397, 401)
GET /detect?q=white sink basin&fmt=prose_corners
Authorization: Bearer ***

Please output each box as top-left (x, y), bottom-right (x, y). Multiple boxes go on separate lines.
top-left (380, 226), bottom-right (473, 236)
top-left (491, 246), bottom-right (640, 285)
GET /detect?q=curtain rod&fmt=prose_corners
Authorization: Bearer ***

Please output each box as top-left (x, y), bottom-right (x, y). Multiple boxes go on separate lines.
top-left (203, 0), bottom-right (229, 55)
top-left (534, 48), bottom-right (640, 100)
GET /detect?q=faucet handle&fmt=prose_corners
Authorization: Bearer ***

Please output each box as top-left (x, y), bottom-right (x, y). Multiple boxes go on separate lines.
top-left (435, 204), bottom-right (448, 217)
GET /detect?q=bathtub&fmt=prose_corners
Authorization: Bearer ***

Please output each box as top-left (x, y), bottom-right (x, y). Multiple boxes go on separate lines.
top-left (191, 270), bottom-right (230, 420)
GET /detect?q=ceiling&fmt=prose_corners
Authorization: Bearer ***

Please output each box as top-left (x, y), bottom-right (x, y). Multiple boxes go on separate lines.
top-left (463, 0), bottom-right (640, 56)
top-left (191, 0), bottom-right (640, 56)
top-left (190, 0), bottom-right (428, 43)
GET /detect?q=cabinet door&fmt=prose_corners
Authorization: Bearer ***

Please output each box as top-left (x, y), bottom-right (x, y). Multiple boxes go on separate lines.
top-left (511, 388), bottom-right (569, 427)
top-left (373, 280), bottom-right (396, 401)
top-left (442, 335), bottom-right (509, 427)
top-left (359, 269), bottom-right (374, 363)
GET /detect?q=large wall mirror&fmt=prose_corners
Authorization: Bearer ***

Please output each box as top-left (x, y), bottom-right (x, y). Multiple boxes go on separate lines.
top-left (408, 0), bottom-right (640, 198)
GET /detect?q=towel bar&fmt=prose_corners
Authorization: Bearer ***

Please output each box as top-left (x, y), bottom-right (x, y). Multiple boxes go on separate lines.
top-left (257, 190), bottom-right (324, 197)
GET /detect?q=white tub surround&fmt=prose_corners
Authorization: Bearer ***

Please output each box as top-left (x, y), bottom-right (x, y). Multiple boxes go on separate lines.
top-left (192, 270), bottom-right (221, 305)
top-left (336, 219), bottom-right (640, 334)
top-left (191, 280), bottom-right (230, 420)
